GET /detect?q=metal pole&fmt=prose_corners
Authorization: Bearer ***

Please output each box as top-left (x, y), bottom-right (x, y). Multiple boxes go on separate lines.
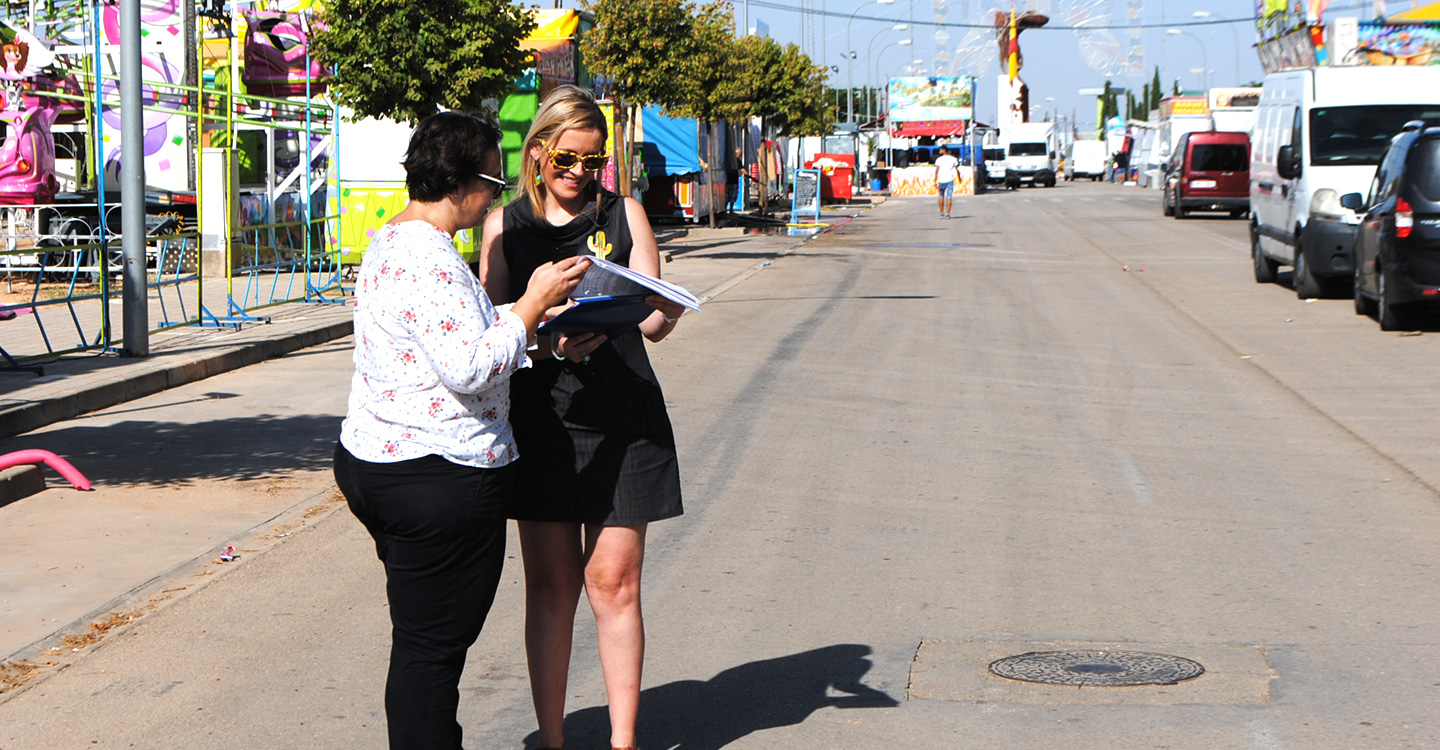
top-left (121, 0), bottom-right (147, 356)
top-left (92, 0), bottom-right (110, 347)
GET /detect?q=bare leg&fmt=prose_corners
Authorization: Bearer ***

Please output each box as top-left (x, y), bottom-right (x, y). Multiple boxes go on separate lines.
top-left (583, 524), bottom-right (647, 749)
top-left (520, 521), bottom-right (586, 749)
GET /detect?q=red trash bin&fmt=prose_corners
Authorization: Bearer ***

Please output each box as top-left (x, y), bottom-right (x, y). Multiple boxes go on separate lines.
top-left (806, 153), bottom-right (855, 203)
top-left (820, 167), bottom-right (854, 201)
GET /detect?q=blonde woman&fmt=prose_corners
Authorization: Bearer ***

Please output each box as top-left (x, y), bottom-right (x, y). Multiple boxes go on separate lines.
top-left (479, 85), bottom-right (685, 750)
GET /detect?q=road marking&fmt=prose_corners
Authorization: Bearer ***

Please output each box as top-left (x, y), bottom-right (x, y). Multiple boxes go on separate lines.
top-left (1113, 450), bottom-right (1155, 506)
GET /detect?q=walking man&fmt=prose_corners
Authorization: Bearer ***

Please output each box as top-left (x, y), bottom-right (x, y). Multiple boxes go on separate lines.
top-left (934, 146), bottom-right (959, 219)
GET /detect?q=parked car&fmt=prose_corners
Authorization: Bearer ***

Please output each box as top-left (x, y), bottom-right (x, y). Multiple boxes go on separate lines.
top-left (983, 147), bottom-right (1007, 186)
top-left (1250, 65), bottom-right (1440, 299)
top-left (1161, 131), bottom-right (1250, 219)
top-left (1343, 121), bottom-right (1440, 330)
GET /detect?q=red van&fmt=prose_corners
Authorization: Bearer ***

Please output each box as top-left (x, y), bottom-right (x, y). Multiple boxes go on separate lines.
top-left (1162, 131), bottom-right (1250, 219)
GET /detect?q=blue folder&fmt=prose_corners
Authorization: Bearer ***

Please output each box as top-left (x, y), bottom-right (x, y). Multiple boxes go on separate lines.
top-left (537, 295), bottom-right (653, 338)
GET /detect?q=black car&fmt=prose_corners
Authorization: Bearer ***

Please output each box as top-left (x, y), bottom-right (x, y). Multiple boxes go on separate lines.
top-left (1343, 121), bottom-right (1440, 330)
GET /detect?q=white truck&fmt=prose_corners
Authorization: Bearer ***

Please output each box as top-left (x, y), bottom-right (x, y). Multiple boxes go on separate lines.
top-left (1066, 139), bottom-right (1108, 181)
top-left (1250, 65), bottom-right (1440, 298)
top-left (1004, 121), bottom-right (1058, 188)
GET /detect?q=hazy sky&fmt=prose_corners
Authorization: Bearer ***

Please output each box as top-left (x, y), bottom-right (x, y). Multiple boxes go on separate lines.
top-left (727, 0), bottom-right (1391, 132)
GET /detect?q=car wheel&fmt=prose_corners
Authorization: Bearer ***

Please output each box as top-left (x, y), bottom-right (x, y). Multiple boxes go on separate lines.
top-left (1252, 222), bottom-right (1278, 284)
top-left (1378, 268), bottom-right (1409, 331)
top-left (1293, 246), bottom-right (1324, 299)
top-left (1354, 263), bottom-right (1375, 316)
top-left (1162, 189), bottom-right (1174, 216)
top-left (1174, 200), bottom-right (1188, 219)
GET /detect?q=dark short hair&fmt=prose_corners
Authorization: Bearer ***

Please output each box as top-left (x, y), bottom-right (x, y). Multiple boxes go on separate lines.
top-left (402, 111), bottom-right (502, 202)
top-left (938, 146), bottom-right (949, 154)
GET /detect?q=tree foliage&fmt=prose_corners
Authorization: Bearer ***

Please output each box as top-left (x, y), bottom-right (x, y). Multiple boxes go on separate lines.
top-left (580, 0), bottom-right (694, 110)
top-left (312, 0), bottom-right (535, 124)
top-left (670, 0), bottom-right (738, 122)
top-left (1150, 66), bottom-right (1163, 110)
top-left (583, 0), bottom-right (830, 136)
top-left (725, 35), bottom-right (832, 137)
top-left (1099, 79), bottom-right (1118, 133)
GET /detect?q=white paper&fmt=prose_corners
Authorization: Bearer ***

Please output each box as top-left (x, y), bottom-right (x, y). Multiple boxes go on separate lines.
top-left (581, 256), bottom-right (701, 312)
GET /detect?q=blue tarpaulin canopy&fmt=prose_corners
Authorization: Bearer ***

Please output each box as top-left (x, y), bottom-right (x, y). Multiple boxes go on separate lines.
top-left (640, 106), bottom-right (701, 176)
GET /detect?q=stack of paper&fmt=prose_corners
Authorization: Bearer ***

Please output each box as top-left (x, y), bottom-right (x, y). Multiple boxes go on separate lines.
top-left (539, 256), bottom-right (701, 338)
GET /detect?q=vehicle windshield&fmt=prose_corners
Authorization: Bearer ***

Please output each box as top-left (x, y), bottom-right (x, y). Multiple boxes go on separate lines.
top-left (1190, 144), bottom-right (1248, 171)
top-left (984, 148), bottom-right (1006, 161)
top-left (1311, 106), bottom-right (1440, 165)
top-left (1008, 142), bottom-right (1047, 157)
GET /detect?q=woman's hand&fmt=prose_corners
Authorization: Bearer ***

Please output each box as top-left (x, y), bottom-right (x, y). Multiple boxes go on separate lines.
top-left (530, 257), bottom-right (590, 308)
top-left (647, 295), bottom-right (686, 325)
top-left (512, 257), bottom-right (590, 335)
top-left (550, 331), bottom-right (608, 363)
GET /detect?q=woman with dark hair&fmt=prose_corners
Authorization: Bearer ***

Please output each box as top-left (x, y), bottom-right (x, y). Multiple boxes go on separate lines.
top-left (333, 110), bottom-right (589, 750)
top-left (479, 85), bottom-right (686, 750)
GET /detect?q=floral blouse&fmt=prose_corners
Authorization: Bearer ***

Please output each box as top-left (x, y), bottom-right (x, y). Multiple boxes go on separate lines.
top-left (340, 221), bottom-right (530, 468)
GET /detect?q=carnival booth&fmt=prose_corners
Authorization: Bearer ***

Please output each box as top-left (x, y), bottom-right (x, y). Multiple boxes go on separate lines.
top-left (636, 105), bottom-right (726, 222)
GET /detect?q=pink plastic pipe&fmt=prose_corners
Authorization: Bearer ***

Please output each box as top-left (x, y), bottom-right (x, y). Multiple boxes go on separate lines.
top-left (0, 449), bottom-right (91, 491)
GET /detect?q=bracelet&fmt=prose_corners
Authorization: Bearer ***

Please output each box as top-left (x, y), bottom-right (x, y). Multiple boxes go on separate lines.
top-left (550, 337), bottom-right (565, 361)
top-left (662, 313), bottom-right (677, 324)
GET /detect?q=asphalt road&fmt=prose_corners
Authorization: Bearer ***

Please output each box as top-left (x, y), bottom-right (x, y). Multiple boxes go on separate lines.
top-left (3, 182), bottom-right (1440, 749)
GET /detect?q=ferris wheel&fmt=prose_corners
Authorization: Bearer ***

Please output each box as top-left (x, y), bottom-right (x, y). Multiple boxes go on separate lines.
top-left (947, 0), bottom-right (1131, 80)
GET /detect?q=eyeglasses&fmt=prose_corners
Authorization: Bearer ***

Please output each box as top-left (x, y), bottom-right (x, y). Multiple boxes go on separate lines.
top-left (540, 140), bottom-right (609, 172)
top-left (475, 172), bottom-right (508, 196)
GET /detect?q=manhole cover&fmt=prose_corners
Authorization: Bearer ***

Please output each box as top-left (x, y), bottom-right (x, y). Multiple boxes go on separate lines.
top-left (989, 650), bottom-right (1205, 687)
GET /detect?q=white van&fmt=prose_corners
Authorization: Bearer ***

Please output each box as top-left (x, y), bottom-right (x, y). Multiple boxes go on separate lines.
top-left (1067, 140), bottom-right (1107, 181)
top-left (1250, 66), bottom-right (1440, 297)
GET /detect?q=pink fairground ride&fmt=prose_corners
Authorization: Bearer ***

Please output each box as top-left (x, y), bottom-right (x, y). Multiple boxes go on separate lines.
top-left (0, 88), bottom-right (58, 205)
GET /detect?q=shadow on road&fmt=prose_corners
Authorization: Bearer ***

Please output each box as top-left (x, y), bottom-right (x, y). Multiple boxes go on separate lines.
top-left (0, 413), bottom-right (342, 486)
top-left (529, 643), bottom-right (898, 749)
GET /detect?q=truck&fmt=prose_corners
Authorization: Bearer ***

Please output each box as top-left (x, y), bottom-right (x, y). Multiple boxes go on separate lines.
top-left (1004, 121), bottom-right (1058, 189)
top-left (1066, 139), bottom-right (1107, 181)
top-left (1250, 65), bottom-right (1440, 298)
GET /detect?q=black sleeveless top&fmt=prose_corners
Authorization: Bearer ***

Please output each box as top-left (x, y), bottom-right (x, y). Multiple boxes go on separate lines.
top-left (502, 189), bottom-right (674, 441)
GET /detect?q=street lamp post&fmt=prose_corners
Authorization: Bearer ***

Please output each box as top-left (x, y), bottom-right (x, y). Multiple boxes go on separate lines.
top-left (846, 0), bottom-right (897, 125)
top-left (1167, 28), bottom-right (1209, 93)
top-left (874, 38), bottom-right (912, 121)
top-left (1193, 11), bottom-right (1241, 86)
top-left (866, 25), bottom-right (908, 120)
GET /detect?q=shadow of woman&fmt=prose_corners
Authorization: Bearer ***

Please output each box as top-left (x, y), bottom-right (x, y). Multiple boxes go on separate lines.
top-left (525, 643), bottom-right (898, 749)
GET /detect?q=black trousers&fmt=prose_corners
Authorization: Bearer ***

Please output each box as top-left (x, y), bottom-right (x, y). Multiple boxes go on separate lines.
top-left (333, 443), bottom-right (514, 750)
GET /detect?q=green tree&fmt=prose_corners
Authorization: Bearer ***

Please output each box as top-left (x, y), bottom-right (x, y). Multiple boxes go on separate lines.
top-left (1099, 79), bottom-right (1118, 135)
top-left (1125, 90), bottom-right (1137, 121)
top-left (1151, 66), bottom-right (1163, 110)
top-left (312, 0), bottom-right (536, 123)
top-left (668, 0), bottom-right (736, 228)
top-left (1140, 82), bottom-right (1150, 118)
top-left (581, 0), bottom-right (694, 110)
top-left (725, 36), bottom-right (831, 138)
top-left (1173, 78), bottom-right (1182, 96)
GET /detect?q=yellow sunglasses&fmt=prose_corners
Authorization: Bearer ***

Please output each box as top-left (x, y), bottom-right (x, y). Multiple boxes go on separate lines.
top-left (540, 139), bottom-right (610, 172)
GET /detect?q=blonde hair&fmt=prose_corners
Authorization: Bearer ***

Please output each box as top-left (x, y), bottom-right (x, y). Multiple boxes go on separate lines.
top-left (518, 85), bottom-right (609, 217)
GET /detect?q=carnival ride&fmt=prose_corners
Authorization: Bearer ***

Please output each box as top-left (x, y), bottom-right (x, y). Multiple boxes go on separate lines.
top-left (0, 0), bottom-right (337, 370)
